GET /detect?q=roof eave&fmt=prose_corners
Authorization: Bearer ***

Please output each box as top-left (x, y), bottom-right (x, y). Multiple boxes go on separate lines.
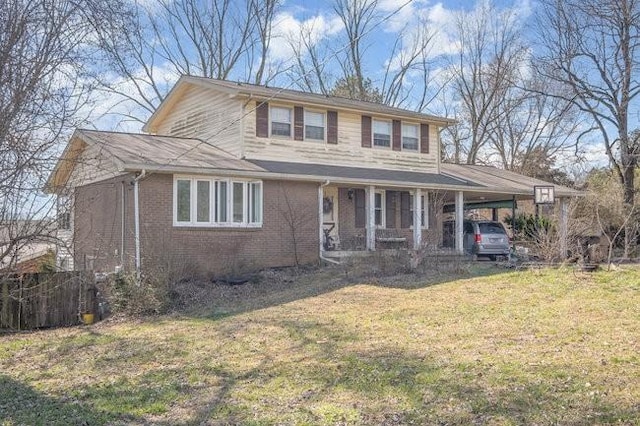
top-left (121, 162), bottom-right (481, 191)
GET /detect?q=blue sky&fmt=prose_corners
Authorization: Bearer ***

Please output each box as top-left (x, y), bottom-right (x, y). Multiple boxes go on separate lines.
top-left (88, 0), bottom-right (607, 169)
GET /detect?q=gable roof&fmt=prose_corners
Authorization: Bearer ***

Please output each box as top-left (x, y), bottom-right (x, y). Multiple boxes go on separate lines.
top-left (45, 129), bottom-right (262, 192)
top-left (143, 75), bottom-right (456, 133)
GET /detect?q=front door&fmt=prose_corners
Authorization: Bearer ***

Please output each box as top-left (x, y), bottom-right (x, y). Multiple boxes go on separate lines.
top-left (322, 186), bottom-right (339, 250)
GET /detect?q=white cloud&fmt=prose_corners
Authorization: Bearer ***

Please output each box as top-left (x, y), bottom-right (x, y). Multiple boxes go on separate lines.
top-left (270, 12), bottom-right (343, 63)
top-left (81, 63), bottom-right (180, 132)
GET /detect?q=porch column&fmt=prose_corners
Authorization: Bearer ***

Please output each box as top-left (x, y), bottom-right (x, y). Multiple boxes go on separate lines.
top-left (366, 185), bottom-right (376, 251)
top-left (413, 188), bottom-right (422, 250)
top-left (455, 191), bottom-right (464, 254)
top-left (318, 184), bottom-right (324, 256)
top-left (559, 197), bottom-right (569, 259)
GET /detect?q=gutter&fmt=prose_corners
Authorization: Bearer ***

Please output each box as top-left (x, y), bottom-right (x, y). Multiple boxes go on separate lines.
top-left (133, 169), bottom-right (147, 280)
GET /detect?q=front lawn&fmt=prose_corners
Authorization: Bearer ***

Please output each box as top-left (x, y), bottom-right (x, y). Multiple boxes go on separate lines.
top-left (1, 266), bottom-right (639, 425)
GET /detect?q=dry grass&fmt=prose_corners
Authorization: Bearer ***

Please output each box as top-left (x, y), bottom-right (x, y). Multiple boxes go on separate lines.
top-left (1, 265), bottom-right (639, 425)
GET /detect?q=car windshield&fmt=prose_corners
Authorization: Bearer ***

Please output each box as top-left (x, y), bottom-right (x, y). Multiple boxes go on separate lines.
top-left (478, 223), bottom-right (506, 234)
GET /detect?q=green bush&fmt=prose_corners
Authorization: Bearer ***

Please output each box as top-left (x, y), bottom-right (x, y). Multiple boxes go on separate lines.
top-left (504, 212), bottom-right (554, 241)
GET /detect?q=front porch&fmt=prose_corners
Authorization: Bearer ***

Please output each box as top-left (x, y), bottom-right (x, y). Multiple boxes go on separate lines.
top-left (319, 185), bottom-right (440, 254)
top-left (318, 181), bottom-right (575, 261)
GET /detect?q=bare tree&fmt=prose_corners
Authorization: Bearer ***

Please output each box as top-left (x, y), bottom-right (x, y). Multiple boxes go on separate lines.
top-left (489, 77), bottom-right (581, 176)
top-left (444, 1), bottom-right (528, 165)
top-left (0, 0), bottom-right (110, 270)
top-left (93, 0), bottom-right (282, 126)
top-left (535, 0), bottom-right (640, 256)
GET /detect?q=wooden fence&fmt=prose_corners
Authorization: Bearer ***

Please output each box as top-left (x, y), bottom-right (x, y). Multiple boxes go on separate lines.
top-left (0, 271), bottom-right (95, 331)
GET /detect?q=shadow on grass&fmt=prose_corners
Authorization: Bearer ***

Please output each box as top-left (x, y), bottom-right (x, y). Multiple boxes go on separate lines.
top-left (0, 374), bottom-right (135, 425)
top-left (183, 260), bottom-right (514, 321)
top-left (147, 334), bottom-right (639, 425)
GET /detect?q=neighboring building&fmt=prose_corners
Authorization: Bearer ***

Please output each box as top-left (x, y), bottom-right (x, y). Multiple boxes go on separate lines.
top-left (0, 221), bottom-right (57, 273)
top-left (45, 76), bottom-right (581, 274)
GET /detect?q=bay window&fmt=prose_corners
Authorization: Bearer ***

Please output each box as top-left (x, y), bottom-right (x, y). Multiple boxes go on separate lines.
top-left (174, 176), bottom-right (263, 227)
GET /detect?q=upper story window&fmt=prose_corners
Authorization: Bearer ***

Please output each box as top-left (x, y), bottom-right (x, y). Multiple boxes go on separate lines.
top-left (271, 106), bottom-right (292, 137)
top-left (402, 123), bottom-right (419, 151)
top-left (373, 119), bottom-right (391, 148)
top-left (304, 110), bottom-right (325, 141)
top-left (174, 176), bottom-right (262, 227)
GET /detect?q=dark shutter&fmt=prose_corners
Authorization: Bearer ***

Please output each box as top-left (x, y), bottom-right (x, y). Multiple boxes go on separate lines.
top-left (392, 120), bottom-right (401, 151)
top-left (361, 115), bottom-right (372, 148)
top-left (327, 110), bottom-right (338, 144)
top-left (420, 123), bottom-right (429, 153)
top-left (256, 101), bottom-right (269, 137)
top-left (400, 192), bottom-right (411, 228)
top-left (355, 189), bottom-right (366, 228)
top-left (294, 106), bottom-right (304, 141)
top-left (385, 191), bottom-right (396, 228)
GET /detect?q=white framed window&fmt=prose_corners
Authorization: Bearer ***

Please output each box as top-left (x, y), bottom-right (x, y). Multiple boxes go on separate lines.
top-left (174, 176), bottom-right (263, 227)
top-left (271, 106), bottom-right (292, 137)
top-left (402, 123), bottom-right (419, 151)
top-left (410, 193), bottom-right (429, 228)
top-left (304, 110), bottom-right (325, 141)
top-left (373, 119), bottom-right (391, 148)
top-left (57, 195), bottom-right (72, 230)
top-left (374, 190), bottom-right (385, 227)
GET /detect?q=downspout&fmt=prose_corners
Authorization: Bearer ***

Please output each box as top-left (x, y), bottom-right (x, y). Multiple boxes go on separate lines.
top-left (120, 181), bottom-right (125, 269)
top-left (319, 180), bottom-right (340, 265)
top-left (133, 170), bottom-right (146, 280)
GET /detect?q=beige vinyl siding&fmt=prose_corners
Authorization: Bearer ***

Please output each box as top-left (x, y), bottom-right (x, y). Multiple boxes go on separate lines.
top-left (67, 143), bottom-right (124, 188)
top-left (243, 105), bottom-right (440, 172)
top-left (155, 85), bottom-right (243, 157)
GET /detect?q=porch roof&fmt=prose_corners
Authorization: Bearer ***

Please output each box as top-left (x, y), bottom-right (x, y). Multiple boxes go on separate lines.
top-left (440, 163), bottom-right (582, 198)
top-left (247, 160), bottom-right (480, 188)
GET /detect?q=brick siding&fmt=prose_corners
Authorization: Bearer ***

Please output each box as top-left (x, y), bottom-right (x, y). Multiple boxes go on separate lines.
top-left (74, 174), bottom-right (320, 275)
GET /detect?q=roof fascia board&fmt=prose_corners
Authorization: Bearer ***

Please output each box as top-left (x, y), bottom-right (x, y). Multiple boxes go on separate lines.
top-left (121, 162), bottom-right (502, 192)
top-left (232, 92), bottom-right (455, 126)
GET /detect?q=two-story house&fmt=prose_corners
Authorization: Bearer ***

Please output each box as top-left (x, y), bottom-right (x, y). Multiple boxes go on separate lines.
top-left (45, 76), bottom-right (581, 274)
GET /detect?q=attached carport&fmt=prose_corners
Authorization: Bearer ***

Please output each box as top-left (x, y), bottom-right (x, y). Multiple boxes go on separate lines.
top-left (439, 163), bottom-right (584, 258)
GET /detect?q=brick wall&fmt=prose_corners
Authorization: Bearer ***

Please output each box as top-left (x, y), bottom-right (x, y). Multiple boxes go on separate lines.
top-left (74, 174), bottom-right (320, 275)
top-left (74, 174), bottom-right (136, 272)
top-left (138, 175), bottom-right (319, 275)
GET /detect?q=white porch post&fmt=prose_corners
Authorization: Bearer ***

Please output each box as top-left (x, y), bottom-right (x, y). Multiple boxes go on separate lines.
top-left (366, 185), bottom-right (376, 251)
top-left (413, 188), bottom-right (422, 250)
top-left (318, 184), bottom-right (324, 256)
top-left (455, 191), bottom-right (464, 254)
top-left (559, 197), bottom-right (569, 259)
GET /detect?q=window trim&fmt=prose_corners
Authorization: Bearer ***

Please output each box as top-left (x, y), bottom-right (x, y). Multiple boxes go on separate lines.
top-left (269, 105), bottom-right (293, 139)
top-left (401, 122), bottom-right (420, 152)
top-left (409, 193), bottom-right (429, 229)
top-left (303, 109), bottom-right (326, 142)
top-left (173, 175), bottom-right (263, 228)
top-left (372, 119), bottom-right (392, 149)
top-left (374, 190), bottom-right (386, 229)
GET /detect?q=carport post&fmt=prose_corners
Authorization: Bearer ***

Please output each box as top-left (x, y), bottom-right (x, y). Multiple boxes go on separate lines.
top-left (455, 191), bottom-right (464, 254)
top-left (559, 197), bottom-right (569, 258)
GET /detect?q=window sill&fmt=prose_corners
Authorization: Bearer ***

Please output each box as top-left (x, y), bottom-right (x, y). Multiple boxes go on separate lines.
top-left (173, 222), bottom-right (263, 229)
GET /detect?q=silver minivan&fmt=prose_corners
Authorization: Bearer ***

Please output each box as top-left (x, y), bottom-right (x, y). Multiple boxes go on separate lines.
top-left (443, 220), bottom-right (511, 260)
